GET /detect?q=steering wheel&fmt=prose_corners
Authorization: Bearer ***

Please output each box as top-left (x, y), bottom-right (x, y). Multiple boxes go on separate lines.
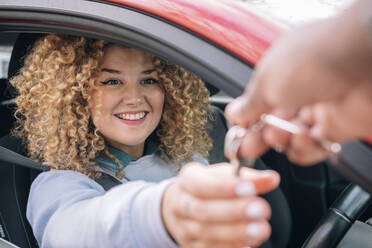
top-left (302, 141), bottom-right (372, 247)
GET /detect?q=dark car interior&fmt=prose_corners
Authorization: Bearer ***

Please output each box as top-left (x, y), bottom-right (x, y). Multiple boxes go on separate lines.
top-left (0, 31), bottom-right (372, 248)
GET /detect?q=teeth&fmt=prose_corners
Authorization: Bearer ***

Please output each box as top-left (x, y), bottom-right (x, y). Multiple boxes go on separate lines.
top-left (118, 112), bottom-right (146, 120)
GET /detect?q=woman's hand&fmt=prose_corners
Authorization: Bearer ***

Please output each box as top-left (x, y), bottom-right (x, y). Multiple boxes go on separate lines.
top-left (162, 162), bottom-right (280, 248)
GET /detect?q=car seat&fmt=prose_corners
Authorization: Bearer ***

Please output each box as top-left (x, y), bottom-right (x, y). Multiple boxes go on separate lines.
top-left (0, 33), bottom-right (291, 248)
top-left (0, 33), bottom-right (42, 248)
top-left (0, 78), bottom-right (14, 138)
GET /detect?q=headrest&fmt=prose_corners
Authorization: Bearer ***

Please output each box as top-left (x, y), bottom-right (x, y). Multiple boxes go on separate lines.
top-left (205, 83), bottom-right (219, 96)
top-left (0, 78), bottom-right (9, 99)
top-left (8, 33), bottom-right (43, 80)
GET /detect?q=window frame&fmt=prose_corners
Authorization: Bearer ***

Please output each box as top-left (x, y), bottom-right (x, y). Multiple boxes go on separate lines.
top-left (0, 0), bottom-right (254, 98)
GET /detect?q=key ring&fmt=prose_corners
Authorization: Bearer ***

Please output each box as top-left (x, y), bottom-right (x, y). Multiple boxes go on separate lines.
top-left (224, 114), bottom-right (342, 176)
top-left (224, 125), bottom-right (246, 168)
top-left (224, 125), bottom-right (261, 176)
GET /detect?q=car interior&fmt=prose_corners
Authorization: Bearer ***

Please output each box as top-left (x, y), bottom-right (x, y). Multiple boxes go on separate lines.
top-left (0, 32), bottom-right (372, 248)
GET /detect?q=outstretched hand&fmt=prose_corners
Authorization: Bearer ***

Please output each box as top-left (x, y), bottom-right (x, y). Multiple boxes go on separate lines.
top-left (162, 162), bottom-right (280, 248)
top-left (225, 0), bottom-right (372, 165)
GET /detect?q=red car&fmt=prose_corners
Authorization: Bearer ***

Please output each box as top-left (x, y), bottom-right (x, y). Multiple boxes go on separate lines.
top-left (0, 0), bottom-right (371, 247)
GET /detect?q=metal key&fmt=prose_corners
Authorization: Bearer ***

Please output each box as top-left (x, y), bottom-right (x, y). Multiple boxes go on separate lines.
top-left (224, 125), bottom-right (258, 176)
top-left (260, 114), bottom-right (342, 153)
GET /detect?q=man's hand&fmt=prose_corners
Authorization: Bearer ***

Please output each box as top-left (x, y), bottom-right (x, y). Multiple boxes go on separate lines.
top-left (225, 0), bottom-right (372, 165)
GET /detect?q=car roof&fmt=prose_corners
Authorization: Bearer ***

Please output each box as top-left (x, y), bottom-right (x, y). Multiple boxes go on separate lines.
top-left (104, 0), bottom-right (288, 65)
top-left (0, 0), bottom-right (285, 96)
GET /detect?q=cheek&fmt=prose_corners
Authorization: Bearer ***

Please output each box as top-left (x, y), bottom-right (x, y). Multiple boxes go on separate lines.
top-left (89, 90), bottom-right (114, 125)
top-left (149, 87), bottom-right (165, 112)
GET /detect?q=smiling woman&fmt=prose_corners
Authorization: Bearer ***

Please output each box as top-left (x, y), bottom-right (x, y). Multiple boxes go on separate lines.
top-left (11, 34), bottom-right (212, 178)
top-left (9, 33), bottom-right (280, 248)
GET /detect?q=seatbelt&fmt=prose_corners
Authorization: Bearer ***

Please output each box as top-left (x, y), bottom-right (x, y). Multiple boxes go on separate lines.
top-left (0, 237), bottom-right (20, 248)
top-left (0, 146), bottom-right (49, 171)
top-left (94, 173), bottom-right (122, 191)
top-left (0, 145), bottom-right (122, 190)
top-left (0, 211), bottom-right (9, 243)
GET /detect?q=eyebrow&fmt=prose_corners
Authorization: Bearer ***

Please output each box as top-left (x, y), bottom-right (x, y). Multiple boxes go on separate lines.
top-left (142, 69), bottom-right (156, 74)
top-left (101, 68), bottom-right (156, 74)
top-left (101, 68), bottom-right (121, 74)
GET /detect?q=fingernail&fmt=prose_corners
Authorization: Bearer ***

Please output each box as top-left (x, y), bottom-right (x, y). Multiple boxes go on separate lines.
top-left (226, 98), bottom-right (243, 116)
top-left (245, 201), bottom-right (265, 218)
top-left (236, 182), bottom-right (256, 196)
top-left (246, 223), bottom-right (262, 238)
top-left (310, 126), bottom-right (323, 139)
top-left (262, 170), bottom-right (277, 177)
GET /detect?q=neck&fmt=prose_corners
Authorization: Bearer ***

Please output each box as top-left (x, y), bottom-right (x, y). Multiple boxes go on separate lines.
top-left (108, 140), bottom-right (145, 159)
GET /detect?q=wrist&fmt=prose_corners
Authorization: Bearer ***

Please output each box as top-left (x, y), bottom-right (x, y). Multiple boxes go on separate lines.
top-left (130, 180), bottom-right (178, 247)
top-left (161, 181), bottom-right (179, 244)
top-left (328, 0), bottom-right (372, 83)
top-left (359, 0), bottom-right (372, 45)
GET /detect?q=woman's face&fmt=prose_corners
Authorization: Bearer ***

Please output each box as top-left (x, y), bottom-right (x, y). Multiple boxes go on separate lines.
top-left (90, 45), bottom-right (164, 157)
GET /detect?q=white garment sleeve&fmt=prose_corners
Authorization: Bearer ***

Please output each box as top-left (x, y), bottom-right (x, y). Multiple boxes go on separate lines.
top-left (27, 170), bottom-right (178, 248)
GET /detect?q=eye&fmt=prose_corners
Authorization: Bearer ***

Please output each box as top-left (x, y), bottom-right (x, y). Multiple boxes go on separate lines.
top-left (100, 79), bottom-right (121, 85)
top-left (141, 78), bottom-right (159, 85)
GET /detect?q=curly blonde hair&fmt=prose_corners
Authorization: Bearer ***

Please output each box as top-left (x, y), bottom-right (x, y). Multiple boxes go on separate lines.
top-left (11, 34), bottom-right (212, 178)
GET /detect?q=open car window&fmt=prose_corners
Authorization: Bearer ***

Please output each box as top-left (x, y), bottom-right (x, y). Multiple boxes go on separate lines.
top-left (0, 33), bottom-right (16, 78)
top-left (0, 46), bottom-right (11, 79)
top-left (2, 2), bottom-right (371, 248)
top-left (0, 0), bottom-right (254, 98)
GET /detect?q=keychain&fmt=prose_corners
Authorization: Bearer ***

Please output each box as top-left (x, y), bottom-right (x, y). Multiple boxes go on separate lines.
top-left (224, 114), bottom-right (342, 176)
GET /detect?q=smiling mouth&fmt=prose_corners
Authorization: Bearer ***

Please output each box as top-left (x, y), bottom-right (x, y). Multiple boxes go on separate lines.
top-left (115, 111), bottom-right (148, 120)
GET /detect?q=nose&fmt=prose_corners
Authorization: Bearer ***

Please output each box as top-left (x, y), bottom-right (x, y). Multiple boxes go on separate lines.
top-left (121, 82), bottom-right (143, 106)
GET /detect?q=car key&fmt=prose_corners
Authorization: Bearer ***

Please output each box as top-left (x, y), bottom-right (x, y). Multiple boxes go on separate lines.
top-left (224, 125), bottom-right (259, 176)
top-left (224, 114), bottom-right (342, 176)
top-left (260, 114), bottom-right (342, 154)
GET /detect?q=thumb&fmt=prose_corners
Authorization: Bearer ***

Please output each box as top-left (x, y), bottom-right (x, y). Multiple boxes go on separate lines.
top-left (225, 78), bottom-right (271, 128)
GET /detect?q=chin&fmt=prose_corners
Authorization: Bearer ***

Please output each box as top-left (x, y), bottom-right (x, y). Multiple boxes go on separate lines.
top-left (118, 136), bottom-right (147, 146)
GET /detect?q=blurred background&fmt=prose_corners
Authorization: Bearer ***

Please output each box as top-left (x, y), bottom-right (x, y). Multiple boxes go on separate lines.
top-left (241, 0), bottom-right (355, 25)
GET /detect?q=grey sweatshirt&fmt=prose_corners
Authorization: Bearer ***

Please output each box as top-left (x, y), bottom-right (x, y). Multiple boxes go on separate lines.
top-left (27, 152), bottom-right (207, 248)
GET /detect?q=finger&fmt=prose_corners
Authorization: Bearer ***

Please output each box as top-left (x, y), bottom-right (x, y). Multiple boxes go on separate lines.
top-left (186, 240), bottom-right (246, 248)
top-left (298, 106), bottom-right (315, 127)
top-left (262, 126), bottom-right (291, 151)
top-left (284, 119), bottom-right (329, 165)
top-left (286, 132), bottom-right (329, 166)
top-left (239, 168), bottom-right (280, 194)
top-left (238, 128), bottom-right (269, 158)
top-left (261, 108), bottom-right (298, 151)
top-left (270, 107), bottom-right (298, 120)
top-left (225, 78), bottom-right (271, 128)
top-left (178, 163), bottom-right (280, 198)
top-left (182, 220), bottom-right (271, 247)
top-left (175, 196), bottom-right (271, 222)
top-left (310, 102), bottom-right (355, 143)
top-left (179, 163), bottom-right (248, 198)
top-left (308, 103), bottom-right (337, 141)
